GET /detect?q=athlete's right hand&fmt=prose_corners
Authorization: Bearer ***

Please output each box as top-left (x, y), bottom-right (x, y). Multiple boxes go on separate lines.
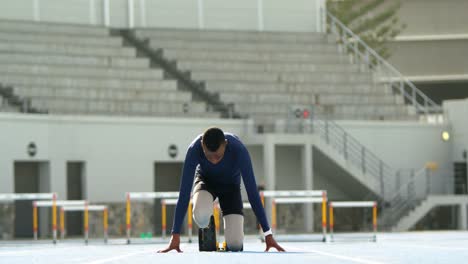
top-left (157, 234), bottom-right (183, 253)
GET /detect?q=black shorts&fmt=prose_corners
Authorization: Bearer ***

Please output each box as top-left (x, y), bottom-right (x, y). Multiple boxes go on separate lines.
top-left (193, 173), bottom-right (244, 217)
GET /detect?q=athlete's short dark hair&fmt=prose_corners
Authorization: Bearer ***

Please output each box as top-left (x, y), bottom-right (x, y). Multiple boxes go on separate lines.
top-left (202, 127), bottom-right (225, 152)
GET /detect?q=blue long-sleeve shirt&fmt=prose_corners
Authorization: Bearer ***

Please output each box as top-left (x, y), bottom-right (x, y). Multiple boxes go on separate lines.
top-left (171, 133), bottom-right (270, 234)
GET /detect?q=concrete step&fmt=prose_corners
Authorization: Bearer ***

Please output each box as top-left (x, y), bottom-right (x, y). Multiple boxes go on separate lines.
top-left (136, 28), bottom-right (332, 44)
top-left (233, 103), bottom-right (411, 114)
top-left (30, 98), bottom-right (214, 117)
top-left (13, 86), bottom-right (192, 102)
top-left (205, 81), bottom-right (391, 94)
top-left (0, 102), bottom-right (18, 112)
top-left (0, 74), bottom-right (178, 91)
top-left (0, 42), bottom-right (136, 57)
top-left (163, 49), bottom-right (346, 63)
top-left (0, 32), bottom-right (123, 47)
top-left (192, 71), bottom-right (372, 83)
top-left (0, 64), bottom-right (163, 80)
top-left (0, 20), bottom-right (109, 36)
top-left (234, 104), bottom-right (414, 119)
top-left (249, 111), bottom-right (418, 124)
top-left (177, 60), bottom-right (360, 73)
top-left (0, 52), bottom-right (150, 68)
top-left (219, 93), bottom-right (402, 105)
top-left (148, 39), bottom-right (339, 53)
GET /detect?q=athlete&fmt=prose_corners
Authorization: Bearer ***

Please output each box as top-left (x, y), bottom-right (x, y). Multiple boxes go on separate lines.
top-left (158, 127), bottom-right (285, 252)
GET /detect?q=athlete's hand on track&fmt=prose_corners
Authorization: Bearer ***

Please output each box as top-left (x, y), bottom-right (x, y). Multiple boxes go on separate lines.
top-left (157, 234), bottom-right (183, 253)
top-left (265, 235), bottom-right (285, 252)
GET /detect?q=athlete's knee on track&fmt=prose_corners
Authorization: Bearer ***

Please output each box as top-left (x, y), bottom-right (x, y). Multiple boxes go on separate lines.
top-left (224, 214), bottom-right (244, 251)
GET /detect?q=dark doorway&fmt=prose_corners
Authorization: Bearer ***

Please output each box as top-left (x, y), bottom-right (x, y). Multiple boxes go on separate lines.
top-left (154, 162), bottom-right (183, 235)
top-left (66, 162), bottom-right (85, 236)
top-left (14, 162), bottom-right (40, 238)
top-left (454, 162), bottom-right (467, 194)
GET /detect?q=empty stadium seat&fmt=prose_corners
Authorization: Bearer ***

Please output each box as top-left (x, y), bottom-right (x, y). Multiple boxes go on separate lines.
top-left (0, 20), bottom-right (218, 118)
top-left (136, 28), bottom-right (417, 122)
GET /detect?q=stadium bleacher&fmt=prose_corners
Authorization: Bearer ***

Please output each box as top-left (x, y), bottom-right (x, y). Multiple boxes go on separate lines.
top-left (0, 20), bottom-right (217, 118)
top-left (135, 28), bottom-right (418, 123)
top-left (0, 19), bottom-right (421, 123)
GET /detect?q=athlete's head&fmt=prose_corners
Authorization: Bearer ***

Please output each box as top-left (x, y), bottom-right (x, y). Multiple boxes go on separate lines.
top-left (201, 127), bottom-right (227, 164)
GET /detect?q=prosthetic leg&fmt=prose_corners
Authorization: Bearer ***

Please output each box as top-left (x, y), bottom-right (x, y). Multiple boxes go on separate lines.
top-left (198, 215), bottom-right (217, 251)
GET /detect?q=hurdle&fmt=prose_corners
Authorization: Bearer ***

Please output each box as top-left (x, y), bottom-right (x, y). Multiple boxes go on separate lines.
top-left (125, 192), bottom-right (179, 244)
top-left (328, 201), bottom-right (377, 242)
top-left (33, 200), bottom-right (85, 241)
top-left (0, 193), bottom-right (57, 243)
top-left (263, 190), bottom-right (328, 242)
top-left (62, 203), bottom-right (108, 244)
top-left (160, 198), bottom-right (193, 242)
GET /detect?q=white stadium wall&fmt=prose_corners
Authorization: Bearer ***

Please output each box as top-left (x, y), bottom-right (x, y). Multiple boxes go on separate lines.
top-left (337, 121), bottom-right (452, 170)
top-left (0, 114), bottom-right (252, 202)
top-left (444, 99), bottom-right (468, 163)
top-left (0, 0), bottom-right (326, 32)
top-left (337, 120), bottom-right (453, 196)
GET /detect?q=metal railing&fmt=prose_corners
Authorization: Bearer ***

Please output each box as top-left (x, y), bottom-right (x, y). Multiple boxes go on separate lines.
top-left (379, 166), bottom-right (454, 229)
top-left (312, 118), bottom-right (393, 200)
top-left (326, 11), bottom-right (443, 117)
top-left (284, 114), bottom-right (454, 231)
top-left (117, 29), bottom-right (242, 119)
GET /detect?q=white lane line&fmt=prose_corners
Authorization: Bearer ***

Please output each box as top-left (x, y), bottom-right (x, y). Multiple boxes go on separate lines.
top-left (0, 245), bottom-right (83, 256)
top-left (82, 249), bottom-right (155, 264)
top-left (395, 244), bottom-right (468, 251)
top-left (287, 246), bottom-right (386, 264)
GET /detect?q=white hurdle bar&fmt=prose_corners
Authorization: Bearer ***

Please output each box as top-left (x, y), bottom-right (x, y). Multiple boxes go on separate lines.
top-left (33, 200), bottom-right (86, 241)
top-left (271, 196), bottom-right (327, 242)
top-left (0, 193), bottom-right (55, 201)
top-left (263, 190), bottom-right (328, 242)
top-left (62, 204), bottom-right (108, 244)
top-left (0, 193), bottom-right (58, 243)
top-left (328, 201), bottom-right (378, 242)
top-left (262, 190), bottom-right (324, 198)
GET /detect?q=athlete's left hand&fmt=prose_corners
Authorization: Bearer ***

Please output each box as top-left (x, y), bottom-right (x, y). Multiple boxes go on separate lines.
top-left (265, 235), bottom-right (285, 252)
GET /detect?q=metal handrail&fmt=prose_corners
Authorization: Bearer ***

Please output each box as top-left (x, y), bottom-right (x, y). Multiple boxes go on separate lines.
top-left (312, 117), bottom-right (393, 199)
top-left (388, 167), bottom-right (427, 203)
top-left (326, 11), bottom-right (443, 116)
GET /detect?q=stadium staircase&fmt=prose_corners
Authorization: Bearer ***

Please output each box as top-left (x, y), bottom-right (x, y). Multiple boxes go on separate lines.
top-left (393, 195), bottom-right (468, 231)
top-left (0, 82), bottom-right (42, 113)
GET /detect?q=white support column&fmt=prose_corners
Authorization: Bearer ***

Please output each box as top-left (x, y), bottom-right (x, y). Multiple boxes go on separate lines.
top-left (127, 0), bottom-right (135, 28)
top-left (89, 0), bottom-right (96, 25)
top-left (263, 136), bottom-right (276, 191)
top-left (257, 0), bottom-right (264, 31)
top-left (0, 160), bottom-right (13, 193)
top-left (33, 0), bottom-right (40, 21)
top-left (263, 136), bottom-right (276, 223)
top-left (139, 0), bottom-right (147, 27)
top-left (197, 0), bottom-right (204, 29)
top-left (315, 0), bottom-right (321, 32)
top-left (321, 0), bottom-right (327, 33)
top-left (49, 160), bottom-right (66, 199)
top-left (302, 143), bottom-right (314, 232)
top-left (103, 0), bottom-right (110, 27)
top-left (459, 203), bottom-right (467, 230)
